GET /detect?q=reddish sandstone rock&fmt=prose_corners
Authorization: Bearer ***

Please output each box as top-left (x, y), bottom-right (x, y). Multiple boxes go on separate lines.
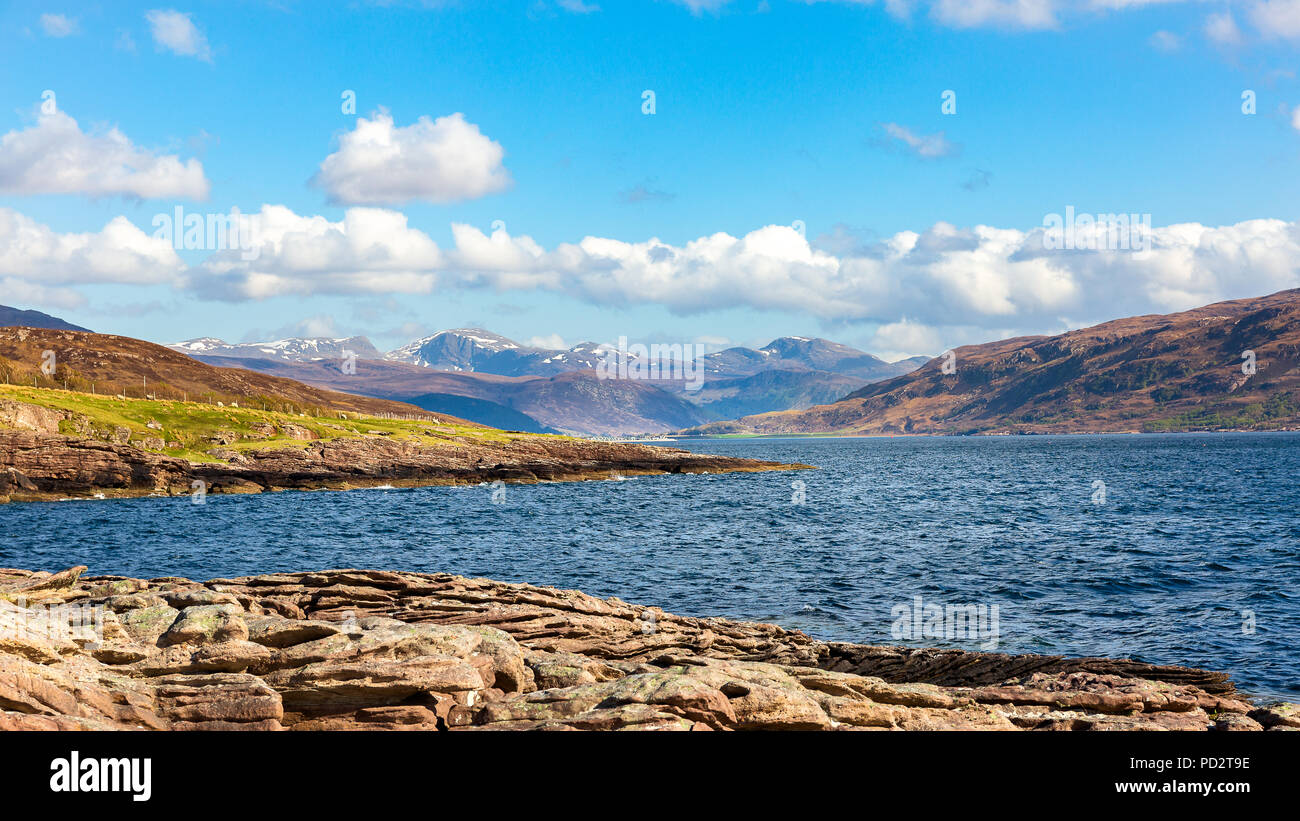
top-left (0, 567), bottom-right (1293, 731)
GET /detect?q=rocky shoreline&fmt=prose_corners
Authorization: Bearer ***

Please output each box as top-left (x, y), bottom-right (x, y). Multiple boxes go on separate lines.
top-left (1, 566), bottom-right (1294, 731)
top-left (0, 429), bottom-right (803, 503)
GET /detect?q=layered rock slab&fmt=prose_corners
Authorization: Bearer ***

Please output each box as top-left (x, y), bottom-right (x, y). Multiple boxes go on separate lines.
top-left (0, 429), bottom-right (804, 503)
top-left (0, 567), bottom-right (1293, 732)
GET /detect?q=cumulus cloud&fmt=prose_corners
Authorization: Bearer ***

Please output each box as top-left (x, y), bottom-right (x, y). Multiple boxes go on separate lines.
top-left (15, 202), bottom-right (1300, 357)
top-left (1249, 0), bottom-right (1300, 39)
top-left (0, 108), bottom-right (210, 199)
top-left (40, 14), bottom-right (78, 37)
top-left (1204, 11), bottom-right (1244, 46)
top-left (879, 123), bottom-right (959, 158)
top-left (314, 111), bottom-right (511, 205)
top-left (181, 207), bottom-right (1300, 333)
top-left (0, 209), bottom-right (184, 306)
top-left (189, 205), bottom-right (445, 300)
top-left (145, 9), bottom-right (212, 61)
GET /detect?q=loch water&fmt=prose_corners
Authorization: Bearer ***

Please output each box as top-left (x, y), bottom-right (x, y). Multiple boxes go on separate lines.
top-left (3, 433), bottom-right (1296, 702)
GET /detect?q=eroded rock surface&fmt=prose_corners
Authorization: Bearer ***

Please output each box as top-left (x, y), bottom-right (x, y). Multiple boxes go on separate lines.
top-left (0, 566), bottom-right (1292, 731)
top-left (0, 429), bottom-right (802, 503)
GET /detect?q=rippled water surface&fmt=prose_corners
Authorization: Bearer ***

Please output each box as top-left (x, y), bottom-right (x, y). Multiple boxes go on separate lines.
top-left (2, 433), bottom-right (1297, 701)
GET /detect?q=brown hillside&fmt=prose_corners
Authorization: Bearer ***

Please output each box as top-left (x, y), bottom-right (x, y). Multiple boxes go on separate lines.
top-left (0, 327), bottom-right (463, 423)
top-left (729, 288), bottom-right (1300, 435)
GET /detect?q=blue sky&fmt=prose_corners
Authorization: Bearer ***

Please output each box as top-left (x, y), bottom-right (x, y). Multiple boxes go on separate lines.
top-left (1, 0), bottom-right (1298, 358)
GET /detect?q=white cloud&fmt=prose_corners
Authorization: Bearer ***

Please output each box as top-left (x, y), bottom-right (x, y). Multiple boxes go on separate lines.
top-left (930, 0), bottom-right (1059, 29)
top-left (1204, 11), bottom-right (1244, 46)
top-left (22, 204), bottom-right (1300, 354)
top-left (526, 333), bottom-right (567, 349)
top-left (1249, 0), bottom-right (1300, 39)
top-left (440, 218), bottom-right (1300, 334)
top-left (880, 123), bottom-right (959, 158)
top-left (676, 0), bottom-right (1256, 35)
top-left (271, 315), bottom-right (342, 340)
top-left (800, 0), bottom-right (1057, 27)
top-left (557, 0), bottom-right (601, 12)
top-left (314, 111), bottom-right (511, 205)
top-left (145, 9), bottom-right (212, 61)
top-left (1088, 0), bottom-right (1190, 9)
top-left (866, 319), bottom-right (947, 361)
top-left (674, 0), bottom-right (1300, 38)
top-left (1292, 104), bottom-right (1300, 132)
top-left (673, 0), bottom-right (732, 13)
top-left (181, 210), bottom-right (1300, 338)
top-left (40, 14), bottom-right (78, 37)
top-left (189, 205), bottom-right (445, 300)
top-left (0, 108), bottom-right (210, 199)
top-left (0, 209), bottom-right (184, 302)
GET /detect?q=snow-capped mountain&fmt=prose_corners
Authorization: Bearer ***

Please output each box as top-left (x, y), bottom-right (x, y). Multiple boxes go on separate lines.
top-left (385, 329), bottom-right (615, 376)
top-left (385, 329), bottom-right (525, 370)
top-left (169, 336), bottom-right (382, 362)
top-left (381, 328), bottom-right (924, 383)
top-left (175, 325), bottom-right (929, 433)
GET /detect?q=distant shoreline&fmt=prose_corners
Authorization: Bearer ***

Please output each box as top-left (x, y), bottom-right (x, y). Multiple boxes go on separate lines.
top-left (667, 428), bottom-right (1300, 441)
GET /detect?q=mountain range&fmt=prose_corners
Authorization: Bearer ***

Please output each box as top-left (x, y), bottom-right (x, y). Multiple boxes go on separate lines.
top-left (170, 336), bottom-right (383, 362)
top-left (699, 288), bottom-right (1300, 436)
top-left (12, 289), bottom-right (1295, 438)
top-left (167, 328), bottom-right (926, 435)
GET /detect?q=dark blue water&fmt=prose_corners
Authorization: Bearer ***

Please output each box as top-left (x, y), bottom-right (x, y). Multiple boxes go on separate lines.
top-left (2, 433), bottom-right (1297, 701)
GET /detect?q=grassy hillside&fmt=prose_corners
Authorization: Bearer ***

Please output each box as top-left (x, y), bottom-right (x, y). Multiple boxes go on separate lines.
top-left (0, 327), bottom-right (455, 422)
top-left (0, 384), bottom-right (550, 463)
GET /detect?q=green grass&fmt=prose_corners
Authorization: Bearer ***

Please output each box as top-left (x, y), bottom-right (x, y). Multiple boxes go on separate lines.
top-left (0, 384), bottom-right (562, 461)
top-left (1144, 392), bottom-right (1299, 432)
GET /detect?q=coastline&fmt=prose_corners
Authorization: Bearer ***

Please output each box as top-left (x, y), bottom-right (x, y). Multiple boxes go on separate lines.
top-left (2, 566), bottom-right (1294, 731)
top-left (0, 428), bottom-right (810, 504)
top-left (670, 428), bottom-right (1300, 441)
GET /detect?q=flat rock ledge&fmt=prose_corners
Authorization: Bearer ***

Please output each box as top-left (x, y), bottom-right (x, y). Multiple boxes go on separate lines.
top-left (1, 566), bottom-right (1295, 732)
top-left (0, 429), bottom-right (806, 503)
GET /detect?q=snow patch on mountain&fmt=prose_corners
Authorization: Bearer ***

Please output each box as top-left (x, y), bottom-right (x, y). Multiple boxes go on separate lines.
top-left (168, 336), bottom-right (382, 362)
